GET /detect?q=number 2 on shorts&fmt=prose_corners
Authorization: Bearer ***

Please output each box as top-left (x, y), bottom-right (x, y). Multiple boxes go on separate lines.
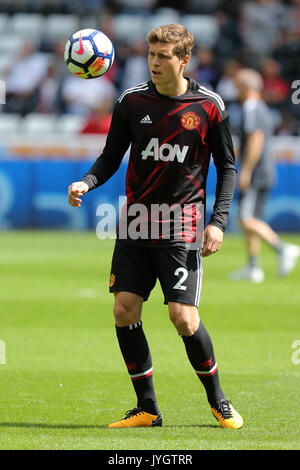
top-left (173, 267), bottom-right (188, 291)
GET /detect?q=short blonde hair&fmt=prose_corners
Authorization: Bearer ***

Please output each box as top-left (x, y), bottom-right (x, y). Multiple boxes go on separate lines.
top-left (147, 23), bottom-right (194, 59)
top-left (235, 68), bottom-right (263, 93)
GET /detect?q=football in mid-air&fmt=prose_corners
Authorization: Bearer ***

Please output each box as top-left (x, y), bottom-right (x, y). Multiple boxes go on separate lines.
top-left (64, 29), bottom-right (115, 79)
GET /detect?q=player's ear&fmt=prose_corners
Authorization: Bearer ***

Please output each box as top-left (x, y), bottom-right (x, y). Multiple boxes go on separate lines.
top-left (182, 55), bottom-right (190, 68)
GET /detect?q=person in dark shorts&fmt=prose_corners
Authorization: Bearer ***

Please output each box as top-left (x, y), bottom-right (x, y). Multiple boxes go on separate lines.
top-left (230, 68), bottom-right (299, 283)
top-left (68, 24), bottom-right (243, 429)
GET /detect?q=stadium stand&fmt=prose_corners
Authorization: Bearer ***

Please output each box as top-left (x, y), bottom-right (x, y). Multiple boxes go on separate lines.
top-left (181, 15), bottom-right (219, 47)
top-left (44, 14), bottom-right (80, 43)
top-left (0, 0), bottom-right (299, 137)
top-left (10, 13), bottom-right (46, 43)
top-left (19, 113), bottom-right (57, 135)
top-left (0, 113), bottom-right (21, 135)
top-left (56, 114), bottom-right (86, 135)
top-left (112, 14), bottom-right (147, 43)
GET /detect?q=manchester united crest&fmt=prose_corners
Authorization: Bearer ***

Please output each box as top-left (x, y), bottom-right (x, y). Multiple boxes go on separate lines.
top-left (181, 111), bottom-right (200, 130)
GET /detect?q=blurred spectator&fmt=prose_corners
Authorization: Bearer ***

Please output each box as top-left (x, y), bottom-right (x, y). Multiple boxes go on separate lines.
top-left (217, 0), bottom-right (241, 20)
top-left (52, 39), bottom-right (70, 80)
top-left (5, 41), bottom-right (49, 115)
top-left (187, 0), bottom-right (221, 14)
top-left (116, 0), bottom-right (158, 14)
top-left (120, 40), bottom-right (150, 92)
top-left (216, 59), bottom-right (242, 104)
top-left (276, 110), bottom-right (299, 136)
top-left (216, 59), bottom-right (243, 132)
top-left (240, 0), bottom-right (286, 57)
top-left (112, 42), bottom-right (133, 91)
top-left (36, 63), bottom-right (60, 114)
top-left (105, 59), bottom-right (119, 86)
top-left (65, 0), bottom-right (105, 15)
top-left (155, 0), bottom-right (184, 12)
top-left (80, 98), bottom-right (113, 134)
top-left (213, 8), bottom-right (244, 59)
top-left (60, 74), bottom-right (116, 115)
top-left (190, 46), bottom-right (219, 90)
top-left (260, 57), bottom-right (290, 109)
top-left (271, 0), bottom-right (300, 83)
top-left (283, 0), bottom-right (300, 41)
top-left (36, 39), bottom-right (69, 114)
top-left (97, 11), bottom-right (120, 85)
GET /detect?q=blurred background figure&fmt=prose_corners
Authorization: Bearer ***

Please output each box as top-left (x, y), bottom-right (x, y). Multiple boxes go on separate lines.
top-left (283, 0), bottom-right (300, 42)
top-left (216, 59), bottom-right (243, 132)
top-left (259, 57), bottom-right (290, 132)
top-left (80, 98), bottom-right (113, 134)
top-left (260, 57), bottom-right (290, 110)
top-left (260, 57), bottom-right (290, 125)
top-left (114, 0), bottom-right (158, 14)
top-left (190, 46), bottom-right (219, 90)
top-left (120, 40), bottom-right (150, 91)
top-left (64, 0), bottom-right (105, 15)
top-left (216, 60), bottom-right (242, 105)
top-left (36, 61), bottom-right (61, 114)
top-left (229, 68), bottom-right (300, 283)
top-left (60, 74), bottom-right (116, 115)
top-left (213, 1), bottom-right (244, 60)
top-left (240, 0), bottom-right (287, 60)
top-left (4, 41), bottom-right (49, 115)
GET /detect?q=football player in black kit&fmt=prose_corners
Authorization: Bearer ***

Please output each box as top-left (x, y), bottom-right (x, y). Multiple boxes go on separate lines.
top-left (68, 24), bottom-right (243, 429)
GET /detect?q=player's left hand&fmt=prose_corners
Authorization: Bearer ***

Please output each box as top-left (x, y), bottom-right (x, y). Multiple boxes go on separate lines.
top-left (201, 224), bottom-right (223, 257)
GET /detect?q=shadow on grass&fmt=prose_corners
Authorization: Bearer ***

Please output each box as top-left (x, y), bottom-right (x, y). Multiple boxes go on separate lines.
top-left (0, 422), bottom-right (218, 430)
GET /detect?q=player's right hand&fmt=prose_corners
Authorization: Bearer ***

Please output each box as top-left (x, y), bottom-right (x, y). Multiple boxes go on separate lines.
top-left (68, 181), bottom-right (89, 207)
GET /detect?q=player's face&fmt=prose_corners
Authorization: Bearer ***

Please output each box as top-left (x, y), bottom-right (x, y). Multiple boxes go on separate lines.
top-left (148, 42), bottom-right (189, 86)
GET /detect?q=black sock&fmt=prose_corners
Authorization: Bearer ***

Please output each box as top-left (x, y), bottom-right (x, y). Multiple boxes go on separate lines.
top-left (181, 321), bottom-right (225, 407)
top-left (115, 321), bottom-right (159, 415)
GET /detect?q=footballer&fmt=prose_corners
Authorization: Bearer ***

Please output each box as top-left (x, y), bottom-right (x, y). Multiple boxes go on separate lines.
top-left (68, 23), bottom-right (243, 429)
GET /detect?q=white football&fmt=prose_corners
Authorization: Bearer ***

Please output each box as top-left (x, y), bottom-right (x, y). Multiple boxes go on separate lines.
top-left (64, 29), bottom-right (115, 79)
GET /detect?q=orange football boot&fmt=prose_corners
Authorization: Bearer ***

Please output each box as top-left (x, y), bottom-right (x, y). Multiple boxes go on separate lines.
top-left (108, 408), bottom-right (162, 428)
top-left (211, 399), bottom-right (243, 429)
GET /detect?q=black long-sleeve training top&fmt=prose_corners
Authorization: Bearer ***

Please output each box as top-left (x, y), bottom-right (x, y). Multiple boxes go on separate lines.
top-left (82, 78), bottom-right (237, 247)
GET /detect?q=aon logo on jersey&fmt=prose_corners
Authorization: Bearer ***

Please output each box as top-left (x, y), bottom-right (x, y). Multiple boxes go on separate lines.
top-left (141, 138), bottom-right (189, 163)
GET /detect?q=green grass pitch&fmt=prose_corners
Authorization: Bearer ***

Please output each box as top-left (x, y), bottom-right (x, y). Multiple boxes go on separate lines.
top-left (0, 230), bottom-right (299, 450)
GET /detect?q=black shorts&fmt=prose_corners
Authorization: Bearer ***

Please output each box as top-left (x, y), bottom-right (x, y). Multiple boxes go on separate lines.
top-left (109, 241), bottom-right (203, 307)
